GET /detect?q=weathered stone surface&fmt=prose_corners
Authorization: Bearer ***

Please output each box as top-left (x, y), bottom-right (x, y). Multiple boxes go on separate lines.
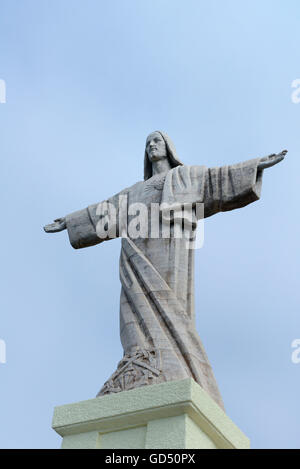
top-left (44, 131), bottom-right (286, 410)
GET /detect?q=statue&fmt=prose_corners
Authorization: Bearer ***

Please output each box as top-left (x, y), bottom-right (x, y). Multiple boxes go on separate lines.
top-left (44, 131), bottom-right (286, 410)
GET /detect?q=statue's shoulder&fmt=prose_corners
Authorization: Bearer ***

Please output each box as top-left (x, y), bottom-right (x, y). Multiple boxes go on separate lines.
top-left (165, 165), bottom-right (207, 181)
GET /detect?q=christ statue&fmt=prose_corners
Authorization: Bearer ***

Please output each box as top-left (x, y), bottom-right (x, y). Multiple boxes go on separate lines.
top-left (44, 131), bottom-right (286, 410)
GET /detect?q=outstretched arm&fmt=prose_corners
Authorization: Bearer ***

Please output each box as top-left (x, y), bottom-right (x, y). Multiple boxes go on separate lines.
top-left (43, 203), bottom-right (115, 249)
top-left (43, 184), bottom-right (130, 249)
top-left (202, 149), bottom-right (287, 218)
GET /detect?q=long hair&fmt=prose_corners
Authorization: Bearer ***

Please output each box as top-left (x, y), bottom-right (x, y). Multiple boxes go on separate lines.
top-left (144, 131), bottom-right (183, 180)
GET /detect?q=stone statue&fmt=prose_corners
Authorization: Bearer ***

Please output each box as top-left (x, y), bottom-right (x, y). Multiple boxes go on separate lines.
top-left (44, 131), bottom-right (286, 410)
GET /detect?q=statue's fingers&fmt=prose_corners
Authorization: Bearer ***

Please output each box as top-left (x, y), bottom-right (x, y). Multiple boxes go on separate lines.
top-left (44, 222), bottom-right (60, 233)
top-left (258, 155), bottom-right (283, 170)
top-left (268, 155), bottom-right (284, 167)
top-left (260, 154), bottom-right (276, 163)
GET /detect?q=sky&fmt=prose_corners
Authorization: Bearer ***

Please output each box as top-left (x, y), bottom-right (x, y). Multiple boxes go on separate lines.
top-left (0, 0), bottom-right (299, 449)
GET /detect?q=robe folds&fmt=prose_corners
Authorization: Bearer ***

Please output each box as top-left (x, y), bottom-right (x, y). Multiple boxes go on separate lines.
top-left (65, 159), bottom-right (263, 410)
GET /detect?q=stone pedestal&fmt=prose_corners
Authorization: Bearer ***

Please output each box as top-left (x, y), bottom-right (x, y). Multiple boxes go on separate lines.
top-left (52, 378), bottom-right (250, 449)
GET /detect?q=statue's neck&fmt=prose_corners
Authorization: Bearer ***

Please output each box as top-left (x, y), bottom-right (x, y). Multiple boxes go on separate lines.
top-left (151, 158), bottom-right (172, 177)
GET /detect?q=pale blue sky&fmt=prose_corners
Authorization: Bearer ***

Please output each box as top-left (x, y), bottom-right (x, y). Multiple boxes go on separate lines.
top-left (0, 0), bottom-right (299, 448)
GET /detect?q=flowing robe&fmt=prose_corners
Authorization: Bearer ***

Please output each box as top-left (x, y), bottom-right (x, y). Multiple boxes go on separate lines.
top-left (65, 158), bottom-right (263, 410)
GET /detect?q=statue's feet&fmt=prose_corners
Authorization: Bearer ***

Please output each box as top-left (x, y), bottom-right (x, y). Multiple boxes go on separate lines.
top-left (97, 348), bottom-right (162, 396)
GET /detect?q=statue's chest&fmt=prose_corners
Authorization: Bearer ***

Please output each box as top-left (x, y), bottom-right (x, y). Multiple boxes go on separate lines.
top-left (128, 175), bottom-right (165, 206)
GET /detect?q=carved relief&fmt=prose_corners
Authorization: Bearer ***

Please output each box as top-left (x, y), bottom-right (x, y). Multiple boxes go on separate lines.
top-left (97, 348), bottom-right (161, 396)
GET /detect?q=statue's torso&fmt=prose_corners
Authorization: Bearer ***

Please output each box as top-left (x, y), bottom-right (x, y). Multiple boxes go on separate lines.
top-left (126, 174), bottom-right (195, 319)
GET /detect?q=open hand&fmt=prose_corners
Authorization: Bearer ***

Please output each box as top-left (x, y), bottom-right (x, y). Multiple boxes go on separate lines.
top-left (258, 150), bottom-right (287, 171)
top-left (44, 217), bottom-right (66, 233)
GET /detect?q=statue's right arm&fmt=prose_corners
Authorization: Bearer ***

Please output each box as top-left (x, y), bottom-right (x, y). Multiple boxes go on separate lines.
top-left (43, 185), bottom-right (132, 248)
top-left (43, 205), bottom-right (105, 249)
top-left (43, 195), bottom-right (123, 249)
top-left (44, 217), bottom-right (66, 233)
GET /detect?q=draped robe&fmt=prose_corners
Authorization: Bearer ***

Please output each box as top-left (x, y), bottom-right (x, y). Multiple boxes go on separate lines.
top-left (65, 158), bottom-right (263, 410)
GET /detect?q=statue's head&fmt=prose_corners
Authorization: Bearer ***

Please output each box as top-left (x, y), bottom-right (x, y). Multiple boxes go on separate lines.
top-left (144, 131), bottom-right (183, 180)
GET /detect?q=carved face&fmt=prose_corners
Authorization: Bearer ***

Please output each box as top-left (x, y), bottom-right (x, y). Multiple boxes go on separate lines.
top-left (146, 132), bottom-right (167, 162)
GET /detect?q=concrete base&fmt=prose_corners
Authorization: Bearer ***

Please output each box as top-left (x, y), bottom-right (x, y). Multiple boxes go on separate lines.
top-left (52, 378), bottom-right (250, 449)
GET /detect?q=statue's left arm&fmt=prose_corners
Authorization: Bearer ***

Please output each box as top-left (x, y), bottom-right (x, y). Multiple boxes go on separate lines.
top-left (203, 150), bottom-right (287, 218)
